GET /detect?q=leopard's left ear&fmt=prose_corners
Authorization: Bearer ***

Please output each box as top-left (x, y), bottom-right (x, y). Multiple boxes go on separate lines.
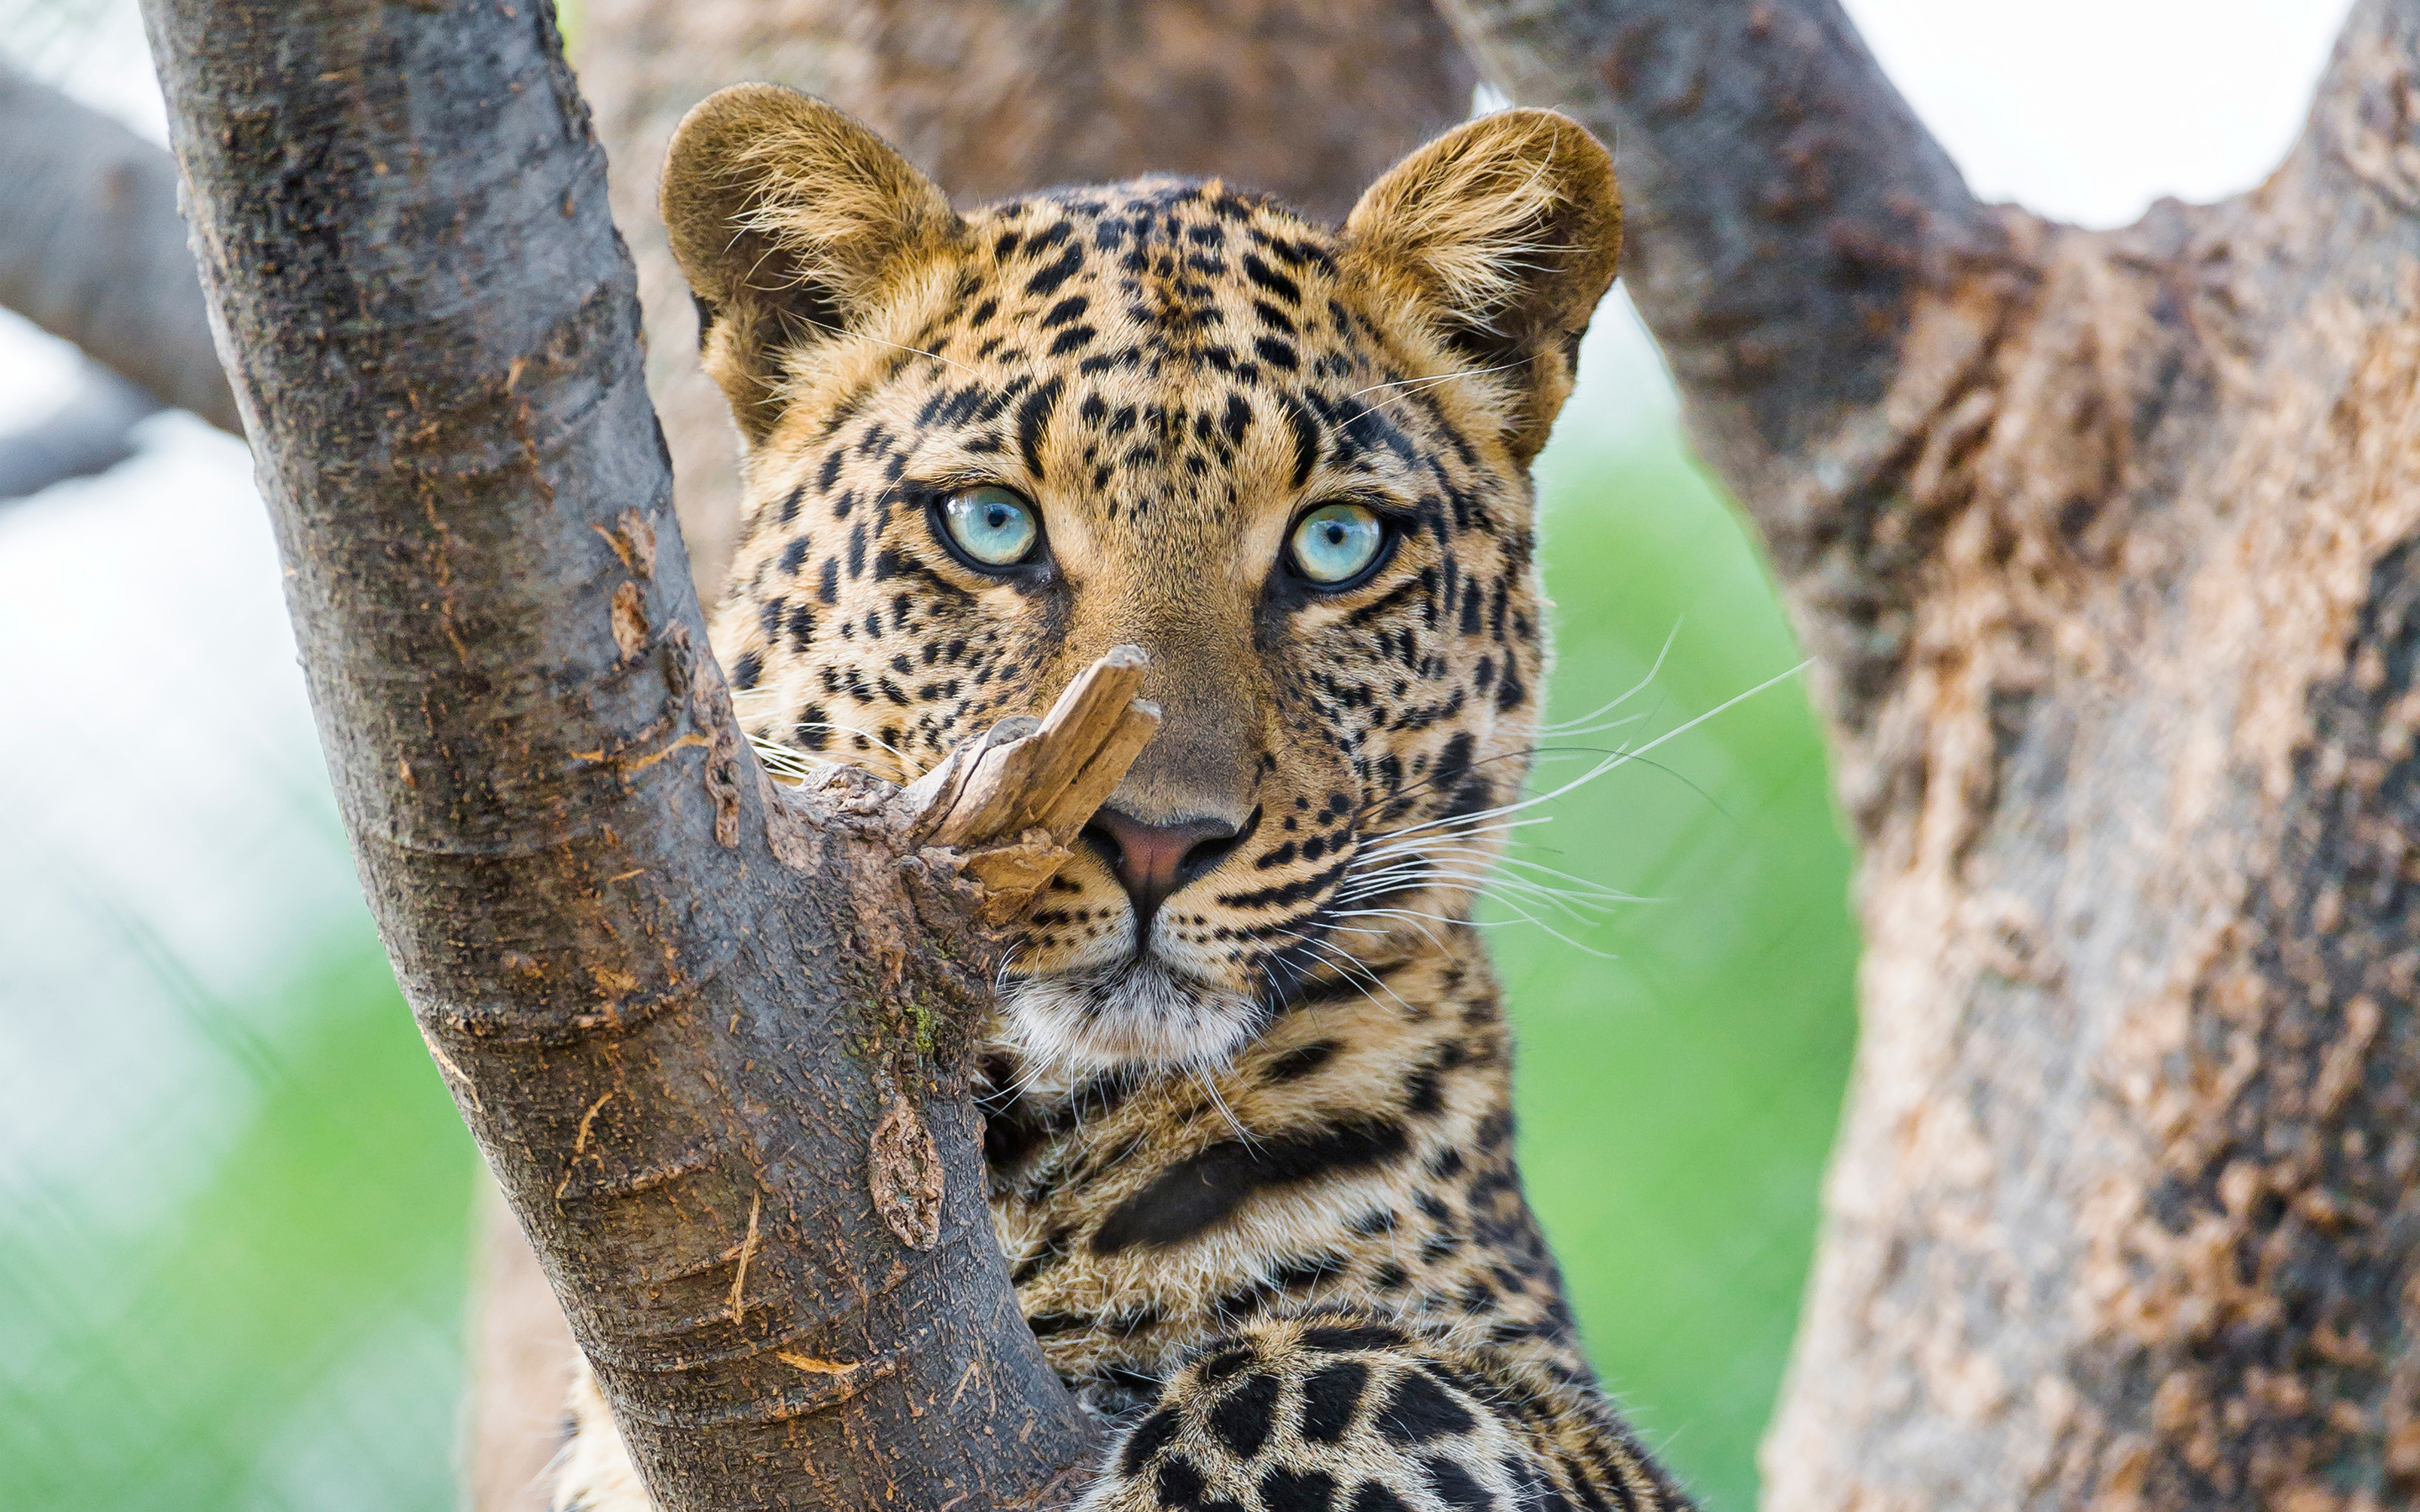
top-left (1343, 108), bottom-right (1619, 464)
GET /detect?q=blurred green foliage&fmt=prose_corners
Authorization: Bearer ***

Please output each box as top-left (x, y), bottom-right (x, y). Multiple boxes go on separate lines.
top-left (0, 940), bottom-right (476, 1511)
top-left (1507, 432), bottom-right (1859, 1509)
top-left (0, 430), bottom-right (1852, 1510)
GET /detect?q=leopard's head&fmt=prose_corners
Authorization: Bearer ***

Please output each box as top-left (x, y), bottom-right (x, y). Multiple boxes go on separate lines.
top-left (665, 87), bottom-right (1620, 1076)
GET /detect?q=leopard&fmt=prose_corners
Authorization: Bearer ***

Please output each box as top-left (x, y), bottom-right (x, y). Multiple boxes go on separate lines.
top-left (550, 81), bottom-right (1696, 1512)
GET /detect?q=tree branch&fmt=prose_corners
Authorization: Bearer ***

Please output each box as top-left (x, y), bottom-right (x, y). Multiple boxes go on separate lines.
top-left (134, 3), bottom-right (1123, 1506)
top-left (0, 59), bottom-right (237, 432)
top-left (1434, 0), bottom-right (2029, 747)
top-left (0, 360), bottom-right (161, 501)
top-left (1435, 0), bottom-right (1991, 495)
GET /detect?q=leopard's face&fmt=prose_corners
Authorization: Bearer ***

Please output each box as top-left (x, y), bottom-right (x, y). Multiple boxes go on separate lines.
top-left (671, 91), bottom-right (1618, 1076)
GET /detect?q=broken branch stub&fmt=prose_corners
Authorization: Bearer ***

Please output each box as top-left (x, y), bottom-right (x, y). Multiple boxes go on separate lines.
top-left (855, 645), bottom-right (1158, 1248)
top-left (901, 643), bottom-right (1160, 921)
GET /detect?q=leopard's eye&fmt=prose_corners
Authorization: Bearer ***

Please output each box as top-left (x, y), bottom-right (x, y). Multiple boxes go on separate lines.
top-left (937, 485), bottom-right (1040, 568)
top-left (1288, 501), bottom-right (1387, 587)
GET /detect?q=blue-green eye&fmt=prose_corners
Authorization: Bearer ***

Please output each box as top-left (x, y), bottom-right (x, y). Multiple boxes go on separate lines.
top-left (1288, 502), bottom-right (1387, 586)
top-left (938, 485), bottom-right (1040, 567)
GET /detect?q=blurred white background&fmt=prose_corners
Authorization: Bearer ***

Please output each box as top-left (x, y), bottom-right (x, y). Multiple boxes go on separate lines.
top-left (1852, 0), bottom-right (2354, 226)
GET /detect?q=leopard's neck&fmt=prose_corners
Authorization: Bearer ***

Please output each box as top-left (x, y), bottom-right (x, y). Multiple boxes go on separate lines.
top-left (974, 921), bottom-right (1591, 1419)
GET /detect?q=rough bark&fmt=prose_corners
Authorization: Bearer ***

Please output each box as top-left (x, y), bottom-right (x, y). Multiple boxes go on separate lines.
top-left (130, 3), bottom-right (1165, 1507)
top-left (0, 58), bottom-right (238, 432)
top-left (1442, 1), bottom-right (2420, 1509)
top-left (576, 0), bottom-right (1476, 592)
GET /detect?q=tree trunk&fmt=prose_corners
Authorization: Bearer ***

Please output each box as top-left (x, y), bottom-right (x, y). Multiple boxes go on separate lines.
top-left (131, 3), bottom-right (1163, 1507)
top-left (576, 0), bottom-right (1476, 594)
top-left (0, 57), bottom-right (237, 432)
top-left (1441, 0), bottom-right (2420, 1508)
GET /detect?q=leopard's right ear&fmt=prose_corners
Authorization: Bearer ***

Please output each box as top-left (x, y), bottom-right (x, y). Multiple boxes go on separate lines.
top-left (661, 85), bottom-right (960, 443)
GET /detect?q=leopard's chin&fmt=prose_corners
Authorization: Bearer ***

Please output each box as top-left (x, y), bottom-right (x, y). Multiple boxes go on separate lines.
top-left (999, 954), bottom-right (1266, 1076)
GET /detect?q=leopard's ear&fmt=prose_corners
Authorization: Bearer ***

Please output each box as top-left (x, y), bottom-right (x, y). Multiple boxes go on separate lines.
top-left (1343, 108), bottom-right (1619, 464)
top-left (661, 85), bottom-right (960, 443)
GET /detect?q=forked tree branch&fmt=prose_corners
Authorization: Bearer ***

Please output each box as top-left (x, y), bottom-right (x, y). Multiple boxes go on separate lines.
top-left (133, 3), bottom-right (1143, 1507)
top-left (0, 59), bottom-right (237, 432)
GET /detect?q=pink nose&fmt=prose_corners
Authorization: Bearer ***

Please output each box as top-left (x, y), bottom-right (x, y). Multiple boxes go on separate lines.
top-left (1081, 807), bottom-right (1245, 936)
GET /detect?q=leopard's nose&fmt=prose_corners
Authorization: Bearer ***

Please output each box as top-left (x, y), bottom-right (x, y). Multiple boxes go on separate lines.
top-left (1081, 806), bottom-right (1248, 936)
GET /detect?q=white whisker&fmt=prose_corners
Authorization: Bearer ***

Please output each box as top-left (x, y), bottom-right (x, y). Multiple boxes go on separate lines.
top-left (1538, 621), bottom-right (1681, 735)
top-left (745, 720), bottom-right (923, 785)
top-left (1263, 927), bottom-right (1416, 1018)
top-left (1361, 659), bottom-right (1807, 858)
top-left (1191, 1065), bottom-right (1253, 1144)
top-left (1346, 354), bottom-right (1536, 405)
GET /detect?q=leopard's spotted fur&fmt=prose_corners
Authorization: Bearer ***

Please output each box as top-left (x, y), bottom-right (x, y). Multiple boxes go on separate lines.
top-left (553, 86), bottom-right (1693, 1512)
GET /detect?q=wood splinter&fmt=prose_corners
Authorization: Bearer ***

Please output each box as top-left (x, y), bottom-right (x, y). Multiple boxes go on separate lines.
top-left (901, 644), bottom-right (1160, 921)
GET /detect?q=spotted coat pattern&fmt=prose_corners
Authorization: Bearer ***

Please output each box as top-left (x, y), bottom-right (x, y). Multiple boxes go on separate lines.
top-left (553, 90), bottom-right (1691, 1512)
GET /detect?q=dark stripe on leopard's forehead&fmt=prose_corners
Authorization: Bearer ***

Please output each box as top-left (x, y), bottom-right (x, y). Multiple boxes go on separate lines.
top-left (1015, 376), bottom-right (1065, 478)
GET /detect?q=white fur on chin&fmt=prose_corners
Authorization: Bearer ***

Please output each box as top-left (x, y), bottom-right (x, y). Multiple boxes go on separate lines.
top-left (1000, 953), bottom-right (1264, 1077)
